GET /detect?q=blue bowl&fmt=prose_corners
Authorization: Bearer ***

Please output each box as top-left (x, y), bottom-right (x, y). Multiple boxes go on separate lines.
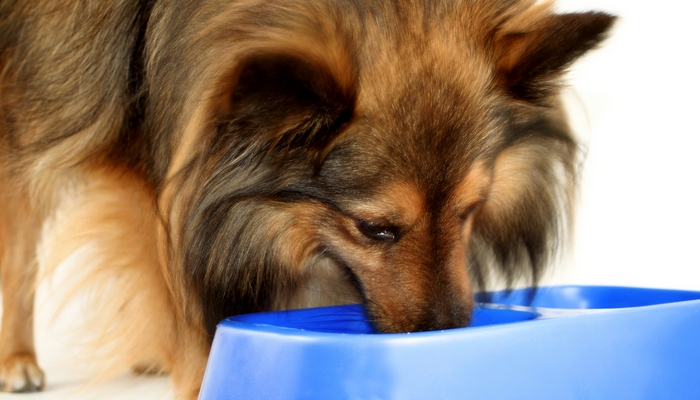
top-left (199, 286), bottom-right (700, 399)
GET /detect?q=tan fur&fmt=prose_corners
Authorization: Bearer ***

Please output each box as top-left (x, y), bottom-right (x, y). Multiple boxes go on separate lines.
top-left (0, 177), bottom-right (44, 392)
top-left (452, 161), bottom-right (493, 212)
top-left (41, 167), bottom-right (174, 376)
top-left (347, 182), bottom-right (426, 229)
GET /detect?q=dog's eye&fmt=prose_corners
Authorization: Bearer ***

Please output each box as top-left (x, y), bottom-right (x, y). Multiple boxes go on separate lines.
top-left (357, 220), bottom-right (399, 243)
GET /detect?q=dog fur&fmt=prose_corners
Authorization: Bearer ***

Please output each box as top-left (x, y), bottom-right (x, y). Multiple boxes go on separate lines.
top-left (0, 0), bottom-right (614, 397)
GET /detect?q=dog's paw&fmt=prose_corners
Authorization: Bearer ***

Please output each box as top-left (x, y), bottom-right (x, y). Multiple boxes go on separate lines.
top-left (0, 353), bottom-right (45, 392)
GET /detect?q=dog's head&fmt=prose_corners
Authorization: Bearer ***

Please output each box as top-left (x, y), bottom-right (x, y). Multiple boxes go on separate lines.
top-left (153, 0), bottom-right (615, 334)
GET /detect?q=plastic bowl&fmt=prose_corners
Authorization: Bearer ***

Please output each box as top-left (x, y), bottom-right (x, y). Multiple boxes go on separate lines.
top-left (199, 286), bottom-right (700, 400)
top-left (474, 285), bottom-right (700, 309)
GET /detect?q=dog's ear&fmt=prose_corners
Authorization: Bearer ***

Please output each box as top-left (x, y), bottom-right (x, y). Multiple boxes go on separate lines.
top-left (496, 9), bottom-right (616, 103)
top-left (215, 52), bottom-right (355, 164)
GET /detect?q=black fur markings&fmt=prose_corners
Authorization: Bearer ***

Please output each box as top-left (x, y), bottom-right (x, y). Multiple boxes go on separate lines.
top-left (186, 52), bottom-right (358, 335)
top-left (113, 0), bottom-right (156, 179)
top-left (219, 53), bottom-right (355, 161)
top-left (502, 12), bottom-right (616, 103)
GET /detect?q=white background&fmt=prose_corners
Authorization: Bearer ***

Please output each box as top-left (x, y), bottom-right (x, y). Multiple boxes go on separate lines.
top-left (547, 0), bottom-right (700, 289)
top-left (1, 0), bottom-right (698, 398)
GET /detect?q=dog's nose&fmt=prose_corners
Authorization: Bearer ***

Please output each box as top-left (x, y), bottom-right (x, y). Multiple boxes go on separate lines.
top-left (418, 297), bottom-right (473, 331)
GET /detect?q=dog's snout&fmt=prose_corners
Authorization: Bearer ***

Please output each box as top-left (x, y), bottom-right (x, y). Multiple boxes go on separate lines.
top-left (421, 298), bottom-right (473, 331)
top-left (369, 295), bottom-right (473, 333)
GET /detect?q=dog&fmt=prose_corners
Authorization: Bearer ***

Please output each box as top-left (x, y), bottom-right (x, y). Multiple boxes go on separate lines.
top-left (0, 0), bottom-right (614, 397)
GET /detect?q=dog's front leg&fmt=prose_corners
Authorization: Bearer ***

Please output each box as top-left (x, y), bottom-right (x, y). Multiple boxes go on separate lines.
top-left (0, 187), bottom-right (45, 392)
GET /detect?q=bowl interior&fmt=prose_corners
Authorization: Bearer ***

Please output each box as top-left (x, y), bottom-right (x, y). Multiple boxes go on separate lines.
top-left (229, 303), bottom-right (538, 334)
top-left (475, 286), bottom-right (700, 309)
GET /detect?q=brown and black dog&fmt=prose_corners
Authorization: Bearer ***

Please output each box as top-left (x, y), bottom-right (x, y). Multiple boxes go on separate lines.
top-left (0, 0), bottom-right (614, 397)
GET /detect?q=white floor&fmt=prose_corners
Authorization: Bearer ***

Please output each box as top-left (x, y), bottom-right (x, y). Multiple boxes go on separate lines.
top-left (0, 374), bottom-right (172, 400)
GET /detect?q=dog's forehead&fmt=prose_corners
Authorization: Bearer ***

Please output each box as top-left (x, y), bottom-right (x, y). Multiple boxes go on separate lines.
top-left (356, 26), bottom-right (495, 119)
top-left (325, 114), bottom-right (496, 210)
top-left (347, 19), bottom-right (502, 183)
top-left (348, 74), bottom-right (500, 197)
